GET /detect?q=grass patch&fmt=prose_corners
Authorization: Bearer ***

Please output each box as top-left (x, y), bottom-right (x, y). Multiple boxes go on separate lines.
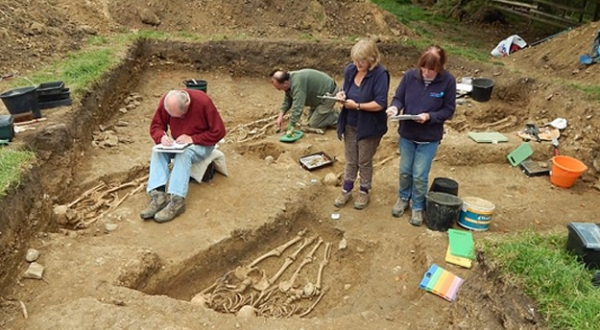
top-left (483, 231), bottom-right (600, 330)
top-left (570, 83), bottom-right (600, 102)
top-left (0, 149), bottom-right (35, 199)
top-left (371, 0), bottom-right (493, 62)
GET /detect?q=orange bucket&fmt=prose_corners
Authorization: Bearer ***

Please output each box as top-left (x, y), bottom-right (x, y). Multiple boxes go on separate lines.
top-left (550, 155), bottom-right (588, 188)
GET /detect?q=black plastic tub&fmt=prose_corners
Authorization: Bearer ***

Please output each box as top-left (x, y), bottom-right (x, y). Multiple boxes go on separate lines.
top-left (0, 86), bottom-right (41, 118)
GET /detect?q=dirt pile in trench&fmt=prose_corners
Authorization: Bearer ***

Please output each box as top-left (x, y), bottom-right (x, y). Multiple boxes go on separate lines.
top-left (0, 0), bottom-right (413, 76)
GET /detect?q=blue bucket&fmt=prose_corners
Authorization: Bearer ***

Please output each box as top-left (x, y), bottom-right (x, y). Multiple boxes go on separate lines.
top-left (458, 196), bottom-right (495, 231)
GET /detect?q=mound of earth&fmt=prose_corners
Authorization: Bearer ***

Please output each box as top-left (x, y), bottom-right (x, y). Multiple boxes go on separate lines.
top-left (0, 0), bottom-right (413, 75)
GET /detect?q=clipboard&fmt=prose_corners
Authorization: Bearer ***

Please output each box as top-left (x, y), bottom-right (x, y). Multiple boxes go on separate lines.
top-left (152, 142), bottom-right (190, 153)
top-left (390, 114), bottom-right (420, 121)
top-left (317, 95), bottom-right (344, 101)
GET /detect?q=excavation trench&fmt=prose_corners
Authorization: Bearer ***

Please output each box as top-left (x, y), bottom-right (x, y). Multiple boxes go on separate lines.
top-left (3, 38), bottom-right (592, 329)
top-left (0, 38), bottom-right (563, 293)
top-left (126, 206), bottom-right (367, 318)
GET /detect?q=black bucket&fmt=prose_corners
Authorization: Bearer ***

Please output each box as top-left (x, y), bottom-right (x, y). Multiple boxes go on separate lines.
top-left (183, 79), bottom-right (207, 93)
top-left (0, 86), bottom-right (41, 118)
top-left (425, 192), bottom-right (463, 231)
top-left (471, 78), bottom-right (494, 102)
top-left (429, 177), bottom-right (459, 196)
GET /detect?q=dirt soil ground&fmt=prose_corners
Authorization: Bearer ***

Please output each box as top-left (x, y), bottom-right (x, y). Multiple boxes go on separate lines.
top-left (1, 1), bottom-right (600, 329)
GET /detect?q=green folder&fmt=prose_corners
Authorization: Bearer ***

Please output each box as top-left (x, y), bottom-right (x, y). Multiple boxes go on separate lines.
top-left (448, 229), bottom-right (475, 260)
top-left (467, 132), bottom-right (508, 143)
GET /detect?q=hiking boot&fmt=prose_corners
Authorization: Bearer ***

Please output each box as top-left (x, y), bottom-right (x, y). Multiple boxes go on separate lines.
top-left (334, 190), bottom-right (352, 208)
top-left (354, 192), bottom-right (370, 210)
top-left (410, 210), bottom-right (423, 227)
top-left (154, 195), bottom-right (186, 223)
top-left (139, 190), bottom-right (168, 220)
top-left (392, 198), bottom-right (409, 218)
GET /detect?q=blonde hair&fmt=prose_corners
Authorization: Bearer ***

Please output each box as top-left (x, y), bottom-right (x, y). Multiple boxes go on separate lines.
top-left (351, 39), bottom-right (380, 70)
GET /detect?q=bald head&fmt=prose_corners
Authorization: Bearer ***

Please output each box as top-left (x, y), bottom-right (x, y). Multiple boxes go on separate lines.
top-left (270, 70), bottom-right (290, 91)
top-left (164, 90), bottom-right (190, 117)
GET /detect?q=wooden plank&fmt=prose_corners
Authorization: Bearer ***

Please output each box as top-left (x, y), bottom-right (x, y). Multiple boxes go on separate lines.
top-left (534, 0), bottom-right (587, 14)
top-left (530, 8), bottom-right (580, 24)
top-left (492, 0), bottom-right (538, 10)
top-left (493, 5), bottom-right (575, 28)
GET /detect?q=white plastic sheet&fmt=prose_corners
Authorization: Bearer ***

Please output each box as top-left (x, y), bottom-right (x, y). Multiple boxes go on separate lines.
top-left (491, 35), bottom-right (528, 57)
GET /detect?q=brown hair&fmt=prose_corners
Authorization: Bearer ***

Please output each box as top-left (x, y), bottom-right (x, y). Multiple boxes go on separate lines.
top-left (417, 45), bottom-right (446, 73)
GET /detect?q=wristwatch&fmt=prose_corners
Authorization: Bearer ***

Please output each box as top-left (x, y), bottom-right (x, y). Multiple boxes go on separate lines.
top-left (357, 103), bottom-right (361, 111)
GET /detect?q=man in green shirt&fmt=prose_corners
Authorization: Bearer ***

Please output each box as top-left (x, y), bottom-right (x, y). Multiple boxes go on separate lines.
top-left (270, 69), bottom-right (339, 135)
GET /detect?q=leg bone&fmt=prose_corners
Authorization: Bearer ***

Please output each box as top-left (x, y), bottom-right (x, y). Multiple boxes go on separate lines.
top-left (248, 228), bottom-right (307, 268)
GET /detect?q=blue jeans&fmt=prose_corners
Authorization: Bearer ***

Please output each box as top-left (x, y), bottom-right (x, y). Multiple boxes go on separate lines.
top-left (398, 138), bottom-right (439, 211)
top-left (147, 145), bottom-right (214, 198)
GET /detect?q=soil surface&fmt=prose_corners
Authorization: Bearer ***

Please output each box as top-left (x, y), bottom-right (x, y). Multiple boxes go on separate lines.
top-left (1, 1), bottom-right (600, 330)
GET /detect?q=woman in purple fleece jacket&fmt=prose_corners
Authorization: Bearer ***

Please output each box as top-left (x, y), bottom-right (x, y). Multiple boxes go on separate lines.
top-left (386, 45), bottom-right (456, 226)
top-left (334, 39), bottom-right (390, 210)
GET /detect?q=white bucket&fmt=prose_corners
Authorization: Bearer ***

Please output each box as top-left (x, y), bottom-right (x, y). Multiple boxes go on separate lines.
top-left (457, 196), bottom-right (495, 231)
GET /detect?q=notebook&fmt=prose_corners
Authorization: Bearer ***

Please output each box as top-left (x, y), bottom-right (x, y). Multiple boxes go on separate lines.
top-left (152, 142), bottom-right (190, 153)
top-left (448, 229), bottom-right (475, 260)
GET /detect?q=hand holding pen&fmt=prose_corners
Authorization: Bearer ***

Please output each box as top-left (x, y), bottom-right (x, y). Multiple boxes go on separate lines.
top-left (335, 89), bottom-right (347, 103)
top-left (161, 130), bottom-right (174, 146)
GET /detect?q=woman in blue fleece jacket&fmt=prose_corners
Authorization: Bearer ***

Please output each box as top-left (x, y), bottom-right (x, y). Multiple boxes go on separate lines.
top-left (386, 45), bottom-right (456, 226)
top-left (334, 39), bottom-right (390, 210)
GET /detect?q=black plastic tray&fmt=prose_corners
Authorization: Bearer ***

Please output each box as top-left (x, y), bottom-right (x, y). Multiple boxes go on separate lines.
top-left (37, 87), bottom-right (69, 97)
top-left (299, 152), bottom-right (334, 171)
top-left (38, 98), bottom-right (72, 110)
top-left (36, 82), bottom-right (65, 96)
top-left (38, 89), bottom-right (70, 102)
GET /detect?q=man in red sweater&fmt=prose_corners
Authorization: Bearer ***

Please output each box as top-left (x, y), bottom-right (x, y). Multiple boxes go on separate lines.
top-left (141, 89), bottom-right (226, 223)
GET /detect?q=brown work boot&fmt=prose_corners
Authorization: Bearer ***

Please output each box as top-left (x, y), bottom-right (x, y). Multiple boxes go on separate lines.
top-left (154, 195), bottom-right (186, 223)
top-left (392, 198), bottom-right (409, 218)
top-left (354, 192), bottom-right (370, 210)
top-left (334, 190), bottom-right (352, 208)
top-left (410, 210), bottom-right (423, 227)
top-left (139, 190), bottom-right (168, 220)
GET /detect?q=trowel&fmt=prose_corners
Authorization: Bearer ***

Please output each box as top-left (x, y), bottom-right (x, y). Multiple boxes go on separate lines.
top-left (551, 136), bottom-right (559, 156)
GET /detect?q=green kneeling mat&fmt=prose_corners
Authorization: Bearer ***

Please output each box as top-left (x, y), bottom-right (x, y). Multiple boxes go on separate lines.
top-left (279, 130), bottom-right (304, 143)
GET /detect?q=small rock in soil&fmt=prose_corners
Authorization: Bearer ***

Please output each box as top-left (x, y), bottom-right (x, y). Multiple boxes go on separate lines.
top-left (25, 249), bottom-right (40, 262)
top-left (23, 262), bottom-right (45, 279)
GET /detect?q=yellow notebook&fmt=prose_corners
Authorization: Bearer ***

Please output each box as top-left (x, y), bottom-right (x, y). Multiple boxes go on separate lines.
top-left (445, 246), bottom-right (473, 269)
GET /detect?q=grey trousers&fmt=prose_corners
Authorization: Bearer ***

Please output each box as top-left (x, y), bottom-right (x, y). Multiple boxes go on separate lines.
top-left (342, 125), bottom-right (382, 190)
top-left (307, 87), bottom-right (339, 128)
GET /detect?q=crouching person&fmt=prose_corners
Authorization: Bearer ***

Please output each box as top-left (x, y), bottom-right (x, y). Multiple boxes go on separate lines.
top-left (140, 89), bottom-right (226, 223)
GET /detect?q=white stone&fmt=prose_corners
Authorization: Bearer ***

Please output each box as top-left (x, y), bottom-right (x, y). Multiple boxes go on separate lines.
top-left (25, 248), bottom-right (40, 262)
top-left (104, 223), bottom-right (119, 232)
top-left (23, 262), bottom-right (45, 279)
top-left (323, 172), bottom-right (338, 186)
top-left (338, 238), bottom-right (347, 250)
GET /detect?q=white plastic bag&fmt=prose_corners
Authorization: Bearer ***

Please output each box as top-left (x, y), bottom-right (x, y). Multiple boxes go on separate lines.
top-left (491, 35), bottom-right (527, 57)
top-left (190, 149), bottom-right (228, 182)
